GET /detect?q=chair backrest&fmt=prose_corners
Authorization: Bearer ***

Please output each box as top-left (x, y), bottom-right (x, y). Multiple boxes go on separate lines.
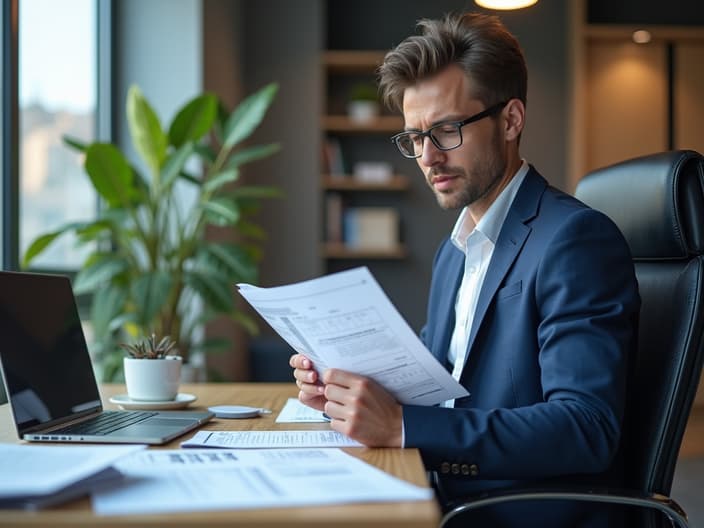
top-left (575, 150), bottom-right (704, 497)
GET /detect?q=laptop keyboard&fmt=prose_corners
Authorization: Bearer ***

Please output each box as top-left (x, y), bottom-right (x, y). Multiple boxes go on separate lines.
top-left (52, 410), bottom-right (158, 435)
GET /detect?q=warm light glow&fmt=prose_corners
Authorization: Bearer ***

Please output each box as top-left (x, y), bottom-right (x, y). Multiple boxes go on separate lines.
top-left (632, 30), bottom-right (652, 44)
top-left (475, 0), bottom-right (538, 9)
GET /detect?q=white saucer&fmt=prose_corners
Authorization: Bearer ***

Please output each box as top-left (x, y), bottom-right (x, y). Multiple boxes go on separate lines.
top-left (109, 393), bottom-right (197, 410)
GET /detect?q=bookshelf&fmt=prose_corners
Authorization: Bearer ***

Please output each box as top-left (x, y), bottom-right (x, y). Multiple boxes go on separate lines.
top-left (321, 50), bottom-right (410, 263)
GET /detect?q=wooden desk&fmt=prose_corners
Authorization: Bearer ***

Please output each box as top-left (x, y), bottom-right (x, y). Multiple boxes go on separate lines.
top-left (0, 383), bottom-right (440, 528)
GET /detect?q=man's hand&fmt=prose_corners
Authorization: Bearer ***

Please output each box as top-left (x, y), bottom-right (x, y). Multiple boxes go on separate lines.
top-left (322, 368), bottom-right (403, 447)
top-left (289, 353), bottom-right (327, 411)
top-left (289, 354), bottom-right (403, 447)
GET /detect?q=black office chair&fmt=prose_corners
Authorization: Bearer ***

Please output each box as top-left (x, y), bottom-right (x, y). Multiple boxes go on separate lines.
top-left (441, 150), bottom-right (704, 528)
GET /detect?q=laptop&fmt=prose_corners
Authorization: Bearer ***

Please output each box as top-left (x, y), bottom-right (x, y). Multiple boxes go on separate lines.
top-left (0, 270), bottom-right (213, 444)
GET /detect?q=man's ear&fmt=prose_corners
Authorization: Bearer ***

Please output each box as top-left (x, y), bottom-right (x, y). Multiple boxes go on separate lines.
top-left (503, 99), bottom-right (525, 142)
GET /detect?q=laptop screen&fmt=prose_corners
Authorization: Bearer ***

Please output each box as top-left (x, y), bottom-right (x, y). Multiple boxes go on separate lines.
top-left (0, 271), bottom-right (102, 433)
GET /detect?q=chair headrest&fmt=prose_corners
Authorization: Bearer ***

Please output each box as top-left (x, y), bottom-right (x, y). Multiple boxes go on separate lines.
top-left (575, 150), bottom-right (704, 259)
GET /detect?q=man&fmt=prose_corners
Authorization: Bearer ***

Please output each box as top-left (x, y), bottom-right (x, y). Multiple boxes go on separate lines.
top-left (290, 12), bottom-right (639, 526)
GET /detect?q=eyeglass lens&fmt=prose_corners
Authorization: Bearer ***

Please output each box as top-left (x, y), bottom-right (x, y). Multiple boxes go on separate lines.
top-left (396, 125), bottom-right (462, 157)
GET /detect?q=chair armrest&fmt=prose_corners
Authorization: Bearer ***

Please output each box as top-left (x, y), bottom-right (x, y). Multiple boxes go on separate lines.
top-left (440, 487), bottom-right (688, 528)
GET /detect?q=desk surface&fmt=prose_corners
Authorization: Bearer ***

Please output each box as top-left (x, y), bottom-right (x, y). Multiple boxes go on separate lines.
top-left (0, 382), bottom-right (440, 528)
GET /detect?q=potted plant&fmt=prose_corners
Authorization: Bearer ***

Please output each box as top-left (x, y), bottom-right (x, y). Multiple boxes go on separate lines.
top-left (347, 82), bottom-right (380, 124)
top-left (121, 334), bottom-right (181, 401)
top-left (22, 83), bottom-right (281, 382)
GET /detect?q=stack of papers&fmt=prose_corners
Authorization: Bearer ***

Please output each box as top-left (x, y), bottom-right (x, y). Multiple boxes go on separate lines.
top-left (92, 447), bottom-right (433, 515)
top-left (0, 444), bottom-right (144, 510)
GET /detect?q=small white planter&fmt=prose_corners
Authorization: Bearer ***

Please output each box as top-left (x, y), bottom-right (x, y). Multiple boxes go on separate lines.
top-left (124, 356), bottom-right (182, 401)
top-left (347, 100), bottom-right (380, 124)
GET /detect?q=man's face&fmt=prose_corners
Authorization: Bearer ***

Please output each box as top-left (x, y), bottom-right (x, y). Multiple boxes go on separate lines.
top-left (402, 65), bottom-right (508, 211)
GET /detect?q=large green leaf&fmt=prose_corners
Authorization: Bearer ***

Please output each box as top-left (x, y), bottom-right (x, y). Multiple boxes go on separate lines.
top-left (84, 143), bottom-right (135, 208)
top-left (223, 83), bottom-right (278, 150)
top-left (91, 284), bottom-right (128, 339)
top-left (193, 143), bottom-right (216, 165)
top-left (185, 268), bottom-right (234, 313)
top-left (200, 242), bottom-right (257, 283)
top-left (225, 143), bottom-right (280, 170)
top-left (161, 142), bottom-right (194, 190)
top-left (22, 221), bottom-right (88, 267)
top-left (75, 219), bottom-right (113, 238)
top-left (73, 256), bottom-right (129, 295)
top-left (168, 93), bottom-right (218, 148)
top-left (131, 271), bottom-right (173, 327)
top-left (203, 168), bottom-right (239, 194)
top-left (126, 85), bottom-right (167, 176)
top-left (202, 197), bottom-right (240, 226)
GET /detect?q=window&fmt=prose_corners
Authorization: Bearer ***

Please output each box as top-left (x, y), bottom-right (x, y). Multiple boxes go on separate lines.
top-left (18, 0), bottom-right (101, 269)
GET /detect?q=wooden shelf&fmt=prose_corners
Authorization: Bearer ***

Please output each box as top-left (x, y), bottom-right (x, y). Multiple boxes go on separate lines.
top-left (322, 175), bottom-right (410, 191)
top-left (322, 50), bottom-right (386, 72)
top-left (322, 115), bottom-right (403, 133)
top-left (322, 243), bottom-right (408, 260)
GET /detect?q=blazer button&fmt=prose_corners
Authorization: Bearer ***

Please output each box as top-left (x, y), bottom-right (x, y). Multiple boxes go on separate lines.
top-left (451, 463), bottom-right (460, 475)
top-left (461, 464), bottom-right (470, 475)
top-left (440, 462), bottom-right (451, 474)
top-left (469, 464), bottom-right (479, 476)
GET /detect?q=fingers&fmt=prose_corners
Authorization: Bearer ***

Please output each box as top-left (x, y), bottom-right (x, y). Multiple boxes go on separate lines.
top-left (289, 353), bottom-right (312, 369)
top-left (289, 354), bottom-right (323, 396)
top-left (298, 390), bottom-right (326, 412)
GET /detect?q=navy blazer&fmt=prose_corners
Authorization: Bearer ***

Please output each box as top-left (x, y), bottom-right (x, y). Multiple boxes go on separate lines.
top-left (405, 168), bottom-right (640, 512)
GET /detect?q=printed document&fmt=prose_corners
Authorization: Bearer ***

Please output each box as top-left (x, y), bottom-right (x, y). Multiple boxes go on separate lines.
top-left (0, 444), bottom-right (144, 509)
top-left (238, 266), bottom-right (468, 406)
top-left (92, 447), bottom-right (433, 515)
top-left (181, 430), bottom-right (362, 448)
top-left (275, 397), bottom-right (328, 423)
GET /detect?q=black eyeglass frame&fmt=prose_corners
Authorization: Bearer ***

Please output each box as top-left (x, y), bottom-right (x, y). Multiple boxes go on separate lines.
top-left (390, 101), bottom-right (509, 159)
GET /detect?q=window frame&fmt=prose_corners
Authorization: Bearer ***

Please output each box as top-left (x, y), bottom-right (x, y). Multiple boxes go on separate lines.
top-left (3, 0), bottom-right (113, 274)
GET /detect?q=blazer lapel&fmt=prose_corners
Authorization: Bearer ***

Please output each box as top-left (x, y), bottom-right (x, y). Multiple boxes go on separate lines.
top-left (465, 168), bottom-right (547, 360)
top-left (434, 247), bottom-right (464, 364)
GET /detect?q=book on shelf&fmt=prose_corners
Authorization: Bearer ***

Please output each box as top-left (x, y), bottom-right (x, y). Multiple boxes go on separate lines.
top-left (343, 207), bottom-right (400, 250)
top-left (325, 192), bottom-right (344, 243)
top-left (322, 137), bottom-right (346, 177)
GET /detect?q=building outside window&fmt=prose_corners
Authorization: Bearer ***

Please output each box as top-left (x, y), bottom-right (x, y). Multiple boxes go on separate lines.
top-left (19, 0), bottom-right (98, 269)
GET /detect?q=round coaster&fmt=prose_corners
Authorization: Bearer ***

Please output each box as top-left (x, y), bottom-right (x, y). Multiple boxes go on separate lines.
top-left (208, 405), bottom-right (264, 419)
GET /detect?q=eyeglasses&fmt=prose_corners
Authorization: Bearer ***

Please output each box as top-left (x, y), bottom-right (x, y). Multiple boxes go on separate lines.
top-left (390, 101), bottom-right (508, 159)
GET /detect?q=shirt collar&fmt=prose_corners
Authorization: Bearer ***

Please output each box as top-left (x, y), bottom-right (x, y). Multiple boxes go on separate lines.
top-left (451, 160), bottom-right (530, 251)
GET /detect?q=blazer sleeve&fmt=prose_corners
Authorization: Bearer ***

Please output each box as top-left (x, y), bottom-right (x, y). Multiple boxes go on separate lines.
top-left (403, 208), bottom-right (640, 481)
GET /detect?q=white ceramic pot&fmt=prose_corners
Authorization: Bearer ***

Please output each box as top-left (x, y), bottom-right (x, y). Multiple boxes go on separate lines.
top-left (123, 356), bottom-right (182, 401)
top-left (347, 100), bottom-right (379, 124)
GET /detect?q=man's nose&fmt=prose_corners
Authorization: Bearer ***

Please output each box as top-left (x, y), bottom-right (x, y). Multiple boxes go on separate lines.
top-left (419, 136), bottom-right (445, 167)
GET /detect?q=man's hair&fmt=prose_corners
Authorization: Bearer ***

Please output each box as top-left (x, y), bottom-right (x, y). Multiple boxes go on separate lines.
top-left (378, 12), bottom-right (527, 113)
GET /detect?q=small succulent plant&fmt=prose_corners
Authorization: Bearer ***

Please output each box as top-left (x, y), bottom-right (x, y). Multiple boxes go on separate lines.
top-left (121, 334), bottom-right (178, 359)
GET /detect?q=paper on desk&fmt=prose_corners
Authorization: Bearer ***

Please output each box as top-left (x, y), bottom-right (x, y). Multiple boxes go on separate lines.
top-left (276, 397), bottom-right (328, 423)
top-left (92, 447), bottom-right (433, 515)
top-left (181, 430), bottom-right (362, 448)
top-left (238, 266), bottom-right (468, 406)
top-left (0, 444), bottom-right (145, 509)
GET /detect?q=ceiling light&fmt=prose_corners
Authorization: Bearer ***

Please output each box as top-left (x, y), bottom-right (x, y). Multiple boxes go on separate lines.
top-left (475, 0), bottom-right (538, 9)
top-left (632, 30), bottom-right (652, 44)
